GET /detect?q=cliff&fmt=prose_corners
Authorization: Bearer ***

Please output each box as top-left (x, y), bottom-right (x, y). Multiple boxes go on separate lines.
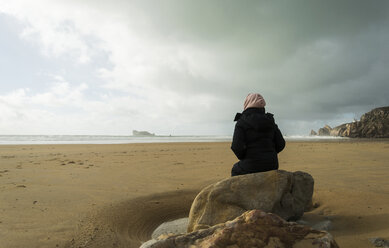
top-left (312, 106), bottom-right (389, 138)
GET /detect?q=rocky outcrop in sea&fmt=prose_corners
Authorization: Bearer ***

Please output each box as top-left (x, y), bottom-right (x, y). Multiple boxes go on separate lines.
top-left (311, 106), bottom-right (389, 138)
top-left (132, 130), bottom-right (155, 137)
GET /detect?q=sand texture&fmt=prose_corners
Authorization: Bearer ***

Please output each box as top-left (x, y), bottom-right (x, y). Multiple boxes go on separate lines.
top-left (0, 141), bottom-right (388, 247)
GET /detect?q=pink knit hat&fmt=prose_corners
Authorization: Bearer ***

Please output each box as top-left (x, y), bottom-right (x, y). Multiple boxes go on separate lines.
top-left (243, 93), bottom-right (266, 110)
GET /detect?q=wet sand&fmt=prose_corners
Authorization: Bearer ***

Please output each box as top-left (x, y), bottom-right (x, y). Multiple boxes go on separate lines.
top-left (0, 140), bottom-right (388, 247)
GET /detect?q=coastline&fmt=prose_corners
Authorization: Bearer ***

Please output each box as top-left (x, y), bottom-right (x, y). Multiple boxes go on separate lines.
top-left (0, 141), bottom-right (388, 247)
top-left (4, 134), bottom-right (388, 145)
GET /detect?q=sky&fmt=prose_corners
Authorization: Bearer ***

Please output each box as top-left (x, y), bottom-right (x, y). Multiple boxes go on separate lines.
top-left (0, 0), bottom-right (388, 136)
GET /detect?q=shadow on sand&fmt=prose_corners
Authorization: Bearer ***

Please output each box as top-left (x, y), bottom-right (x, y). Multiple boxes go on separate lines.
top-left (64, 190), bottom-right (198, 248)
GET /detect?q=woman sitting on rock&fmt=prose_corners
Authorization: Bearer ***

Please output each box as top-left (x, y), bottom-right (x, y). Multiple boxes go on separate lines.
top-left (231, 93), bottom-right (285, 176)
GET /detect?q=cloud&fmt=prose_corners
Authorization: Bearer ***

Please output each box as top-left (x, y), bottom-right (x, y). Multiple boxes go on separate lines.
top-left (0, 74), bottom-right (225, 135)
top-left (0, 0), bottom-right (388, 135)
top-left (0, 0), bottom-right (100, 63)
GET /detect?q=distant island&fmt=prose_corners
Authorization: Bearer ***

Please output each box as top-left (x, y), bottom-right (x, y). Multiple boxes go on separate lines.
top-left (310, 106), bottom-right (389, 138)
top-left (132, 130), bottom-right (155, 137)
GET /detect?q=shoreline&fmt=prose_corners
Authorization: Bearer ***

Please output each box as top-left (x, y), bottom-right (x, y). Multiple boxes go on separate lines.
top-left (1, 141), bottom-right (388, 247)
top-left (1, 137), bottom-right (389, 145)
top-left (3, 134), bottom-right (389, 145)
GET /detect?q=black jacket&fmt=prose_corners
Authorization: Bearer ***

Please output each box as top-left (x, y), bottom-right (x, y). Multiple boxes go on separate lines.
top-left (231, 107), bottom-right (285, 173)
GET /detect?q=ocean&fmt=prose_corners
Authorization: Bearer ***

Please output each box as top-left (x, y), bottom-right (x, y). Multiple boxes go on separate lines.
top-left (0, 135), bottom-right (232, 145)
top-left (0, 135), bottom-right (348, 145)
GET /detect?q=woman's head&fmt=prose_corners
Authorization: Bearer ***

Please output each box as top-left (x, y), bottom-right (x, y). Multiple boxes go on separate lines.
top-left (244, 93), bottom-right (266, 110)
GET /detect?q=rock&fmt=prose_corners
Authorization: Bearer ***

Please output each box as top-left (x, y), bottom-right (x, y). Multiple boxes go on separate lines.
top-left (312, 220), bottom-right (332, 231)
top-left (350, 106), bottom-right (389, 138)
top-left (310, 130), bottom-right (317, 136)
top-left (151, 218), bottom-right (188, 239)
top-left (187, 170), bottom-right (314, 232)
top-left (318, 125), bottom-right (332, 136)
top-left (143, 210), bottom-right (339, 248)
top-left (296, 219), bottom-right (309, 225)
top-left (140, 239), bottom-right (159, 248)
top-left (329, 123), bottom-right (346, 137)
top-left (313, 106), bottom-right (389, 138)
top-left (132, 130), bottom-right (155, 136)
top-left (369, 237), bottom-right (389, 248)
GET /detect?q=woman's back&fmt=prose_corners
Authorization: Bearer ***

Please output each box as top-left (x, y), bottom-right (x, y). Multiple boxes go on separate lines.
top-left (231, 94), bottom-right (285, 176)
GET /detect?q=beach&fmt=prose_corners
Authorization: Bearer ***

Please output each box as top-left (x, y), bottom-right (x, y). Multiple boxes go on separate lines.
top-left (0, 140), bottom-right (388, 248)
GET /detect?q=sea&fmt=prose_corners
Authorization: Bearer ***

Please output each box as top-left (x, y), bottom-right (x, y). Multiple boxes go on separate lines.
top-left (0, 135), bottom-right (348, 145)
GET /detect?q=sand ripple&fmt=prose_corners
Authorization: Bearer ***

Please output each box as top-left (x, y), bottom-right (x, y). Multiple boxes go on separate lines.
top-left (65, 190), bottom-right (198, 248)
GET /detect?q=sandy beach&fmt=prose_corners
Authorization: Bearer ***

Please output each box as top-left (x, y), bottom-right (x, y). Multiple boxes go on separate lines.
top-left (0, 140), bottom-right (388, 248)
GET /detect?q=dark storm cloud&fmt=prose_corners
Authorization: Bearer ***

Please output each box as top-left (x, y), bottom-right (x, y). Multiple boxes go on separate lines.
top-left (77, 0), bottom-right (389, 134)
top-left (127, 2), bottom-right (388, 110)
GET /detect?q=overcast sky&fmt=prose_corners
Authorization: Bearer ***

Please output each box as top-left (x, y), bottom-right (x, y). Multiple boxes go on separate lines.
top-left (0, 0), bottom-right (388, 136)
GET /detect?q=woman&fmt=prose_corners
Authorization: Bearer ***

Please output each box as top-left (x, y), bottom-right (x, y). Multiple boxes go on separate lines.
top-left (231, 93), bottom-right (285, 176)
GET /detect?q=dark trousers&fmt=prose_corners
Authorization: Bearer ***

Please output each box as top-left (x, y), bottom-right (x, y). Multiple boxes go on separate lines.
top-left (231, 161), bottom-right (277, 177)
top-left (231, 162), bottom-right (249, 177)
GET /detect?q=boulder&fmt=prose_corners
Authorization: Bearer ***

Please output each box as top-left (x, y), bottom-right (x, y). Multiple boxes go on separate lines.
top-left (143, 210), bottom-right (339, 248)
top-left (310, 130), bottom-right (317, 136)
top-left (187, 170), bottom-right (314, 232)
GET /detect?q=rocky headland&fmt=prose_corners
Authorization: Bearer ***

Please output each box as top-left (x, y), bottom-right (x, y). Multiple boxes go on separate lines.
top-left (311, 106), bottom-right (389, 138)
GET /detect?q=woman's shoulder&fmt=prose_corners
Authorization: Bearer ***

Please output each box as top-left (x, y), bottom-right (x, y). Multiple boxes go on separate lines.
top-left (234, 110), bottom-right (276, 126)
top-left (233, 113), bottom-right (242, 122)
top-left (265, 112), bottom-right (275, 121)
